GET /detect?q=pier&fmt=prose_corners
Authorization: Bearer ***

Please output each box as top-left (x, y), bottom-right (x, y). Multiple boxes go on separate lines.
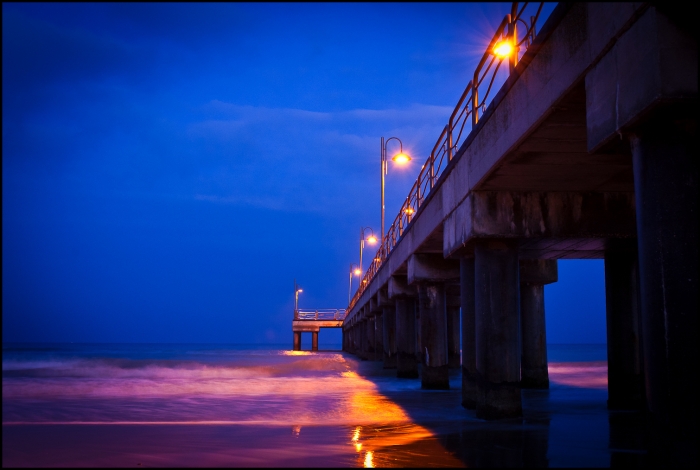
top-left (341, 1), bottom-right (697, 462)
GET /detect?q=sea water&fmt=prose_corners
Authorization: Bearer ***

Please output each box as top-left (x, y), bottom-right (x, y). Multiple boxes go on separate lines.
top-left (3, 342), bottom-right (629, 467)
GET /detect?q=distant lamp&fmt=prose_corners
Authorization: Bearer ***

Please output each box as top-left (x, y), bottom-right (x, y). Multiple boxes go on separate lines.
top-left (404, 207), bottom-right (415, 215)
top-left (359, 227), bottom-right (376, 276)
top-left (493, 39), bottom-right (514, 58)
top-left (348, 263), bottom-right (361, 304)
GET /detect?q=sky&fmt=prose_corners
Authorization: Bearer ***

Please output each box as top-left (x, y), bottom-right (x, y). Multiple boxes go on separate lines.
top-left (2, 2), bottom-right (606, 345)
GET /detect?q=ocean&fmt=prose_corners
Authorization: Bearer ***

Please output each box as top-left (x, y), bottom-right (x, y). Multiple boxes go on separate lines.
top-left (3, 342), bottom-right (643, 467)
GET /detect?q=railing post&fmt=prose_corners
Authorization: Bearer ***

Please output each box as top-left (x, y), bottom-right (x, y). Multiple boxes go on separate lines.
top-left (472, 73), bottom-right (479, 126)
top-left (447, 124), bottom-right (453, 162)
top-left (430, 154), bottom-right (435, 189)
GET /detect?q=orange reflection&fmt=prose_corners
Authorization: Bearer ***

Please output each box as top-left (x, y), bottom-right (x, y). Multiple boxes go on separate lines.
top-left (364, 451), bottom-right (374, 468)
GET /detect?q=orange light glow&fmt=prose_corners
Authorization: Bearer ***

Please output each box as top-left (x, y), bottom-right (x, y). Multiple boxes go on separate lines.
top-left (354, 268), bottom-right (361, 276)
top-left (362, 279), bottom-right (367, 283)
top-left (391, 153), bottom-right (411, 164)
top-left (493, 39), bottom-right (514, 58)
top-left (404, 207), bottom-right (414, 215)
top-left (364, 451), bottom-right (374, 468)
top-left (367, 235), bottom-right (377, 244)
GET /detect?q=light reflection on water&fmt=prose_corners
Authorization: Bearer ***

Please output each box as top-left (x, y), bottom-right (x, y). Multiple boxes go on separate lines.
top-left (2, 344), bottom-right (614, 467)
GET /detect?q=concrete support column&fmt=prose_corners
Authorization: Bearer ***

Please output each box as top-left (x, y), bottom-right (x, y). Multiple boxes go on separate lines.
top-left (446, 285), bottom-right (461, 369)
top-left (520, 284), bottom-right (547, 388)
top-left (519, 259), bottom-right (557, 389)
top-left (395, 296), bottom-right (418, 378)
top-left (631, 117), bottom-right (697, 436)
top-left (311, 331), bottom-right (319, 351)
top-left (366, 317), bottom-right (375, 357)
top-left (475, 239), bottom-right (522, 419)
top-left (460, 256), bottom-right (477, 409)
top-left (293, 331), bottom-right (301, 351)
top-left (374, 313), bottom-right (384, 362)
top-left (360, 318), bottom-right (368, 360)
top-left (383, 306), bottom-right (397, 368)
top-left (418, 281), bottom-right (450, 390)
top-left (605, 239), bottom-right (644, 410)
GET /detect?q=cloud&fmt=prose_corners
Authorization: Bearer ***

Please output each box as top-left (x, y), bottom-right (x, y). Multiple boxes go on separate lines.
top-left (187, 102), bottom-right (453, 215)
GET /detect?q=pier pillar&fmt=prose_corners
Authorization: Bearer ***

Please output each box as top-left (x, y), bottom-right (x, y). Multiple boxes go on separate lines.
top-left (605, 239), bottom-right (644, 410)
top-left (446, 284), bottom-right (461, 369)
top-left (366, 316), bottom-right (375, 358)
top-left (293, 331), bottom-right (301, 351)
top-left (520, 259), bottom-right (558, 389)
top-left (374, 312), bottom-right (384, 362)
top-left (390, 276), bottom-right (418, 378)
top-left (460, 256), bottom-right (477, 409)
top-left (383, 306), bottom-right (397, 368)
top-left (408, 254), bottom-right (459, 390)
top-left (475, 240), bottom-right (522, 419)
top-left (630, 116), bottom-right (697, 436)
top-left (360, 317), bottom-right (368, 360)
top-left (418, 281), bottom-right (449, 389)
top-left (311, 331), bottom-right (319, 351)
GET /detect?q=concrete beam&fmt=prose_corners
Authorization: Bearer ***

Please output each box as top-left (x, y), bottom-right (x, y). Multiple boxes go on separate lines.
top-left (408, 253), bottom-right (460, 285)
top-left (444, 191), bottom-right (637, 259)
top-left (586, 5), bottom-right (697, 152)
top-left (519, 259), bottom-right (558, 285)
top-left (388, 275), bottom-right (417, 299)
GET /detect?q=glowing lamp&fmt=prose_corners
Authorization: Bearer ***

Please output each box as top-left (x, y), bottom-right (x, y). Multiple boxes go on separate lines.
top-left (367, 235), bottom-right (377, 244)
top-left (391, 152), bottom-right (411, 164)
top-left (493, 40), bottom-right (514, 58)
top-left (354, 268), bottom-right (361, 275)
top-left (404, 207), bottom-right (414, 215)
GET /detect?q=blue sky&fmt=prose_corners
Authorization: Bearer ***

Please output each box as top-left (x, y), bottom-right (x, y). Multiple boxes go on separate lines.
top-left (2, 2), bottom-right (605, 345)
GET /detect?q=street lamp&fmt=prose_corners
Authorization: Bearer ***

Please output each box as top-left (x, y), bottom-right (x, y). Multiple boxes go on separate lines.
top-left (359, 226), bottom-right (377, 275)
top-left (381, 137), bottom-right (411, 241)
top-left (348, 263), bottom-right (360, 304)
top-left (294, 278), bottom-right (303, 311)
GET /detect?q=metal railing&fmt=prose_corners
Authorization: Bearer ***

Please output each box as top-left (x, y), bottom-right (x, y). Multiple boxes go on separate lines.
top-left (348, 2), bottom-right (546, 311)
top-left (294, 309), bottom-right (347, 321)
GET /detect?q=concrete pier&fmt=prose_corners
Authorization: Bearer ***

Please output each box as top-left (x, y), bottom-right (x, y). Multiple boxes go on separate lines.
top-left (311, 331), bottom-right (318, 351)
top-left (293, 331), bottom-right (301, 351)
top-left (519, 260), bottom-right (557, 389)
top-left (604, 239), bottom-right (644, 410)
top-left (475, 240), bottom-right (522, 419)
top-left (460, 257), bottom-right (477, 409)
top-left (409, 254), bottom-right (459, 390)
top-left (382, 306), bottom-right (397, 368)
top-left (390, 276), bottom-right (419, 378)
top-left (446, 284), bottom-right (461, 369)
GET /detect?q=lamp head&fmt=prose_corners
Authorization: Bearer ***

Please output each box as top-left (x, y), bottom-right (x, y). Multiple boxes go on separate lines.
top-left (493, 39), bottom-right (514, 58)
top-left (367, 235), bottom-right (377, 244)
top-left (391, 152), bottom-right (411, 164)
top-left (354, 268), bottom-right (361, 276)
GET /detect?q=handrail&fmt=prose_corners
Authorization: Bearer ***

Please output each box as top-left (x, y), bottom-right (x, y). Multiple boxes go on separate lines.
top-left (348, 2), bottom-right (546, 312)
top-left (294, 309), bottom-right (347, 321)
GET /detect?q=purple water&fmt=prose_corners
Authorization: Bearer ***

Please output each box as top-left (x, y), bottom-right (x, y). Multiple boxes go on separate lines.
top-left (3, 343), bottom-right (631, 467)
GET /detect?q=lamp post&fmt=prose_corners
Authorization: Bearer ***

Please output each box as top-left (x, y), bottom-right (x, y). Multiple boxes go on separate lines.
top-left (381, 137), bottom-right (411, 241)
top-left (294, 279), bottom-right (302, 312)
top-left (348, 263), bottom-right (361, 304)
top-left (359, 226), bottom-right (377, 275)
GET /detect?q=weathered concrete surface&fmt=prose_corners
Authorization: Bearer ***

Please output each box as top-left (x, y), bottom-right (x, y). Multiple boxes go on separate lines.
top-left (382, 306), bottom-right (397, 368)
top-left (418, 282), bottom-right (449, 390)
top-left (460, 257), bottom-right (477, 409)
top-left (443, 191), bottom-right (637, 259)
top-left (395, 296), bottom-right (418, 378)
top-left (475, 240), bottom-right (522, 419)
top-left (408, 253), bottom-right (459, 285)
top-left (519, 259), bottom-right (557, 389)
top-left (446, 285), bottom-right (461, 369)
